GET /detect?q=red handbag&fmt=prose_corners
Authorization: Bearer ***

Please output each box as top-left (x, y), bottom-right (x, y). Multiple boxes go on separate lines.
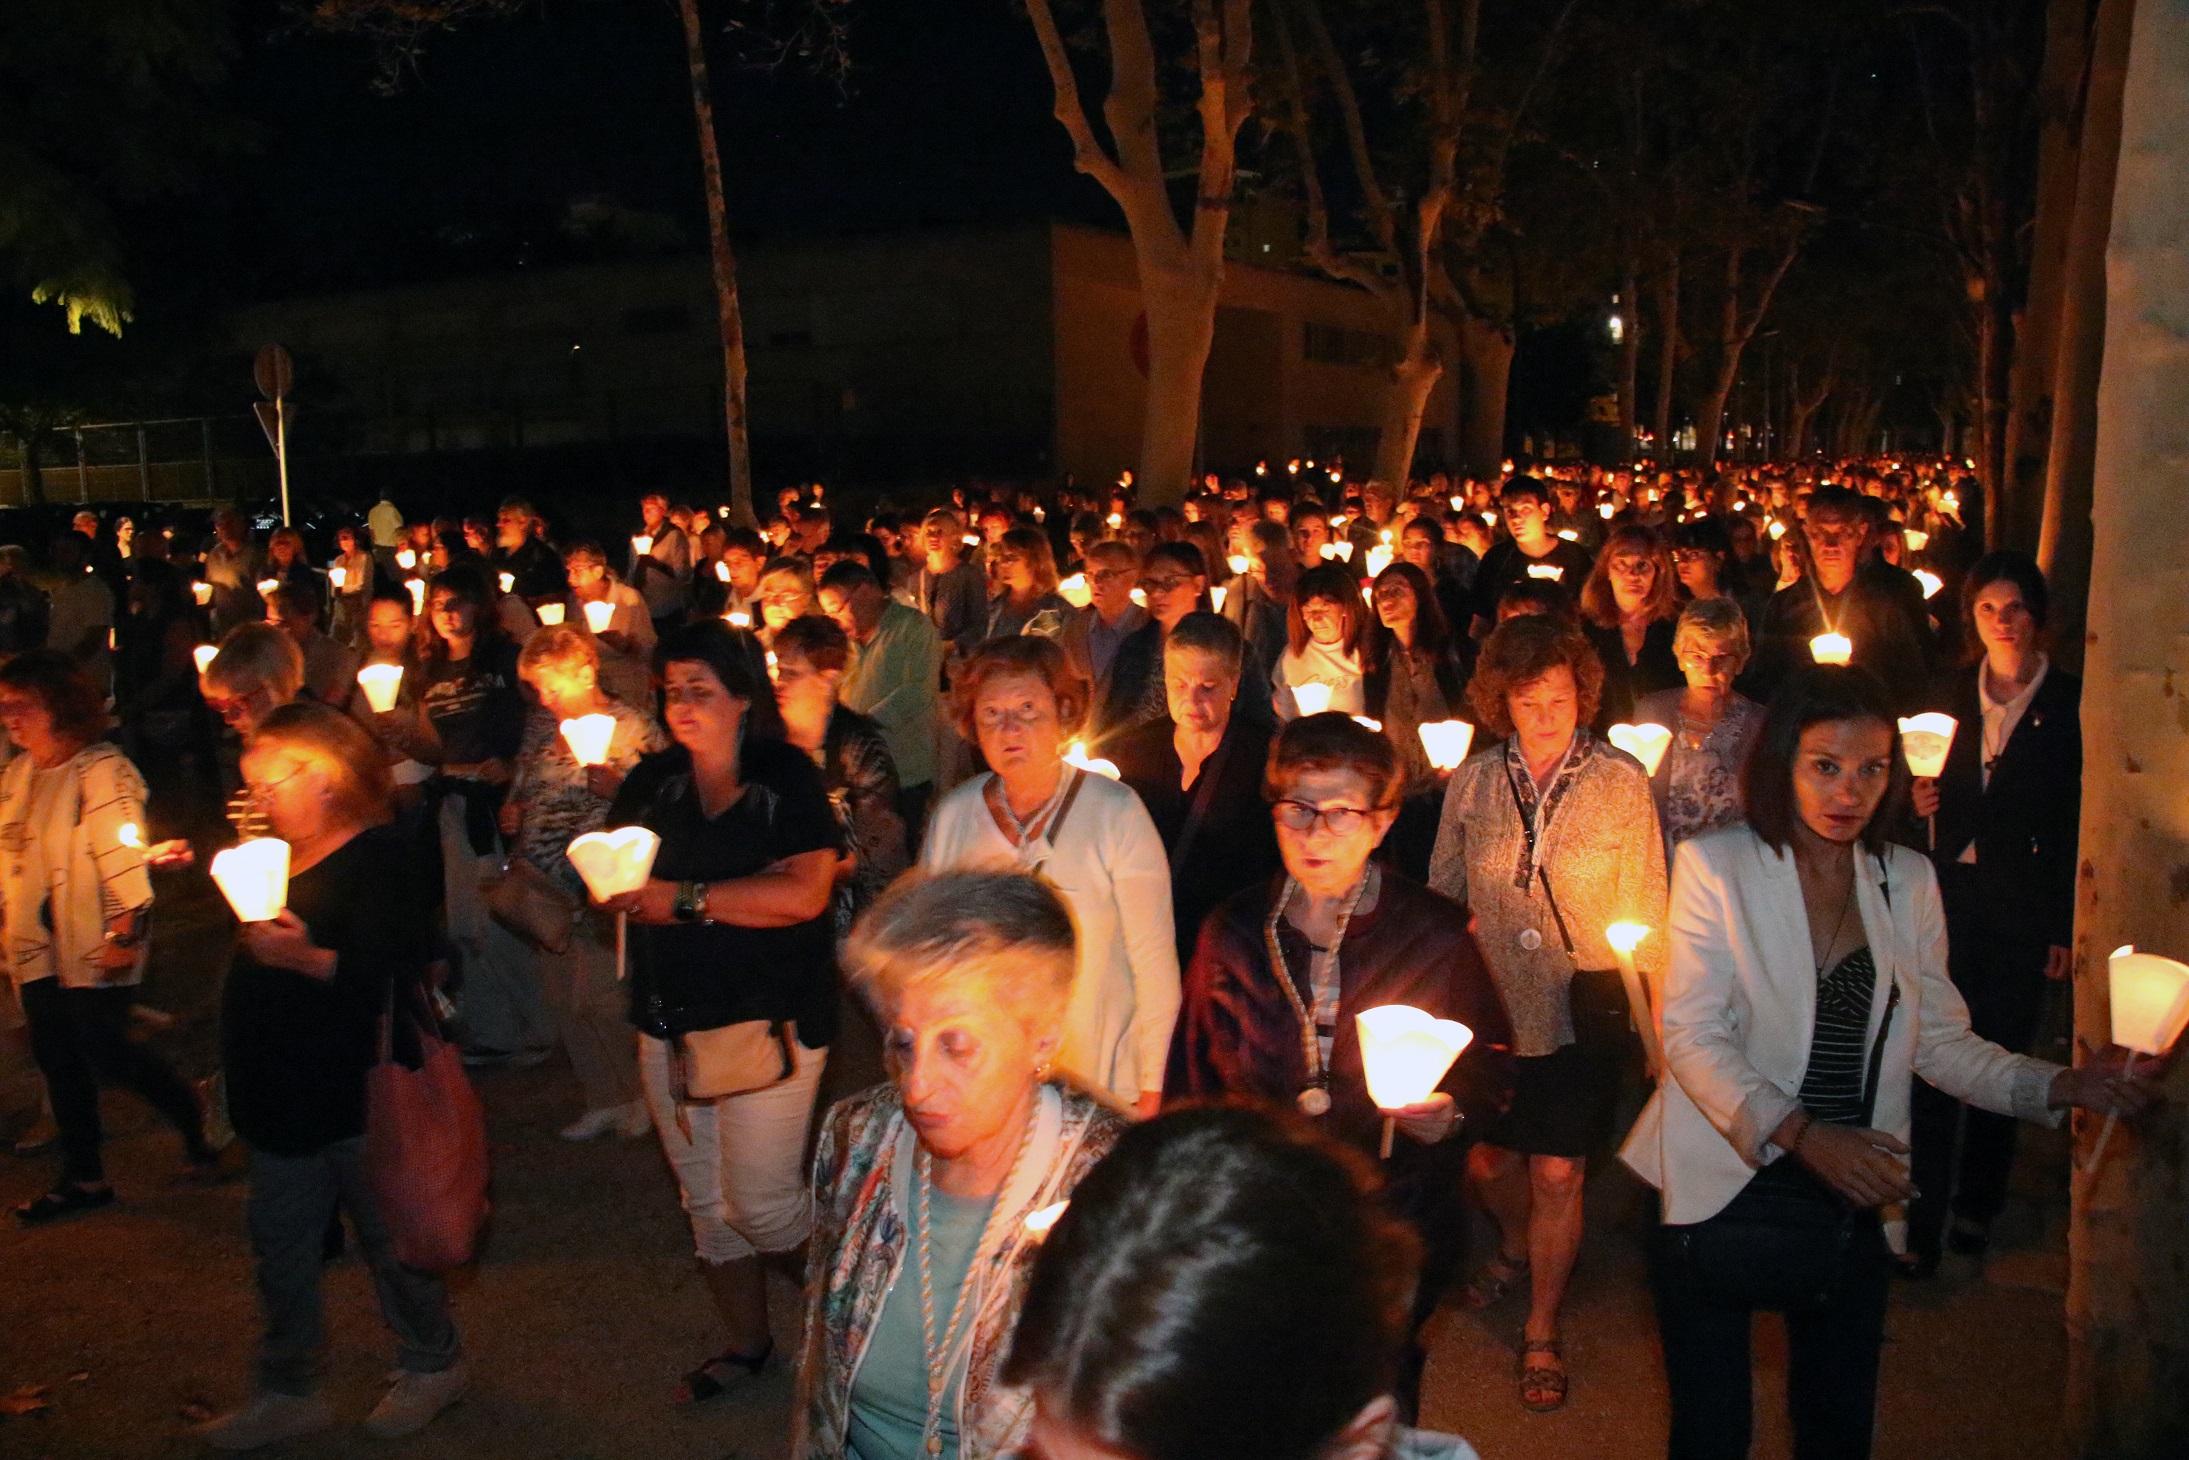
top-left (365, 980), bottom-right (491, 1272)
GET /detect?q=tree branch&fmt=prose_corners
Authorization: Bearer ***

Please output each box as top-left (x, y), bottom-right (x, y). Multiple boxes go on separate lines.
top-left (1019, 0), bottom-right (1130, 198)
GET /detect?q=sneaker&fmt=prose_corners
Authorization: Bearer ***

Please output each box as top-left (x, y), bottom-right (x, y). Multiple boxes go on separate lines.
top-left (196, 1391), bottom-right (335, 1451)
top-left (558, 1106), bottom-right (625, 1141)
top-left (361, 1360), bottom-right (468, 1440)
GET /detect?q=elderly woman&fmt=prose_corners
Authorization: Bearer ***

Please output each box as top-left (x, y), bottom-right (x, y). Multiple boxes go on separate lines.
top-left (1632, 597), bottom-right (1766, 851)
top-left (1274, 563), bottom-right (1369, 722)
top-left (1620, 668), bottom-right (2156, 1460)
top-left (1010, 1106), bottom-right (1486, 1460)
top-left (1428, 616), bottom-right (1666, 1412)
top-left (1578, 524), bottom-right (1682, 730)
top-left (502, 625), bottom-right (667, 1141)
top-left (921, 636), bottom-right (1179, 1118)
top-left (983, 525), bottom-right (1071, 640)
top-left (792, 870), bottom-right (1128, 1460)
top-left (1173, 714), bottom-right (1513, 1415)
top-left (560, 540), bottom-right (657, 707)
top-left (599, 621), bottom-right (840, 1404)
top-left (1, 652), bottom-right (215, 1224)
top-left (195, 704), bottom-right (465, 1450)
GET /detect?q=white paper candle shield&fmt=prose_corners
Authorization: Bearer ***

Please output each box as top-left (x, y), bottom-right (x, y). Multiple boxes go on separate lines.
top-left (1291, 682), bottom-right (1334, 717)
top-left (1210, 585), bottom-right (1228, 614)
top-left (257, 578), bottom-right (279, 597)
top-left (1325, 541), bottom-right (1355, 563)
top-left (724, 609), bottom-right (751, 629)
top-left (118, 822), bottom-right (143, 849)
top-left (1057, 574), bottom-right (1092, 608)
top-left (396, 548), bottom-right (417, 571)
top-left (211, 839), bottom-right (291, 923)
top-left (1809, 632), bottom-right (1853, 666)
top-left (1365, 545), bottom-right (1395, 579)
top-left (193, 644), bottom-right (219, 674)
top-left (715, 560), bottom-right (732, 583)
top-left (559, 713), bottom-right (616, 767)
top-left (1913, 569), bottom-right (1944, 600)
top-left (356, 664), bottom-right (405, 714)
top-left (632, 534), bottom-right (654, 558)
top-left (566, 827), bottom-right (662, 902)
top-left (536, 603), bottom-right (567, 626)
top-left (1418, 720), bottom-right (1476, 771)
top-left (329, 566), bottom-right (348, 591)
top-left (1526, 563), bottom-right (1565, 582)
top-left (498, 572), bottom-right (515, 594)
top-left (1355, 1005), bottom-right (1474, 1110)
top-left (1227, 554), bottom-right (1250, 576)
top-left (405, 579), bottom-right (427, 614)
top-left (1129, 587), bottom-right (1148, 608)
top-left (1897, 713), bottom-right (1958, 779)
top-left (1607, 723), bottom-right (1674, 776)
top-left (192, 581), bottom-right (214, 606)
top-left (2107, 947), bottom-right (2189, 1055)
top-left (1598, 502), bottom-right (1615, 519)
top-left (1903, 529), bottom-right (1930, 553)
top-left (583, 600), bottom-right (616, 635)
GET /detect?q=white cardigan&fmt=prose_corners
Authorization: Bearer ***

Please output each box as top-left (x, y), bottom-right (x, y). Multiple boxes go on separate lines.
top-left (0, 744), bottom-right (154, 989)
top-left (920, 768), bottom-right (1180, 1107)
top-left (1620, 823), bottom-right (2061, 1228)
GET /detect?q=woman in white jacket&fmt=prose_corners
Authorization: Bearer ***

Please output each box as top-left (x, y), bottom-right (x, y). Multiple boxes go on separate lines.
top-left (921, 635), bottom-right (1179, 1118)
top-left (1620, 666), bottom-right (2158, 1460)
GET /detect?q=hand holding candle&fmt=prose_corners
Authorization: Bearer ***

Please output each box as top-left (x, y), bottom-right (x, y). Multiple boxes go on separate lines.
top-left (1355, 1005), bottom-right (1473, 1158)
top-left (356, 663), bottom-right (404, 714)
top-left (1809, 632), bottom-right (1853, 666)
top-left (559, 713), bottom-right (616, 767)
top-left (1607, 723), bottom-right (1673, 777)
top-left (1897, 713), bottom-right (1957, 849)
top-left (2083, 946), bottom-right (2189, 1172)
top-left (1418, 719), bottom-right (1475, 772)
top-left (210, 838), bottom-right (291, 923)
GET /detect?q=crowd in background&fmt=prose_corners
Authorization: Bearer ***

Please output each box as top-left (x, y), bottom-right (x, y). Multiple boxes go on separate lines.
top-left (0, 452), bottom-right (2163, 1460)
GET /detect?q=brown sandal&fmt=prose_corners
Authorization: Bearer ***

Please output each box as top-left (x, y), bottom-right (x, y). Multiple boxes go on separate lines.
top-left (1519, 1338), bottom-right (1567, 1412)
top-left (1461, 1253), bottom-right (1530, 1310)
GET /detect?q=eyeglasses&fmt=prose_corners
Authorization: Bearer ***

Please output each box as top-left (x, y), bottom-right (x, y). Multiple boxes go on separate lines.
top-left (1138, 575), bottom-right (1194, 594)
top-left (1272, 800), bottom-right (1373, 835)
top-left (204, 689), bottom-right (267, 720)
top-left (244, 763), bottom-right (305, 802)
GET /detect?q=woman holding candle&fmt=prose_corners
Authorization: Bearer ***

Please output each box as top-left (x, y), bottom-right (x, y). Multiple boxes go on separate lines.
top-left (1173, 714), bottom-right (1513, 1416)
top-left (561, 540), bottom-right (656, 707)
top-left (1632, 598), bottom-right (1765, 853)
top-left (0, 652), bottom-right (217, 1224)
top-left (1273, 563), bottom-right (1369, 723)
top-left (347, 583), bottom-right (438, 811)
top-left (1620, 666), bottom-right (2156, 1460)
top-left (921, 636), bottom-right (1179, 1118)
top-left (502, 625), bottom-right (667, 1141)
top-left (1008, 1105), bottom-right (1486, 1460)
top-left (792, 870), bottom-right (1126, 1460)
top-left (1427, 615), bottom-right (1666, 1412)
top-left (329, 524), bottom-right (374, 647)
top-left (1578, 524), bottom-right (1682, 731)
top-left (1364, 562), bottom-right (1470, 881)
top-left (198, 702), bottom-right (467, 1449)
top-left (983, 525), bottom-right (1072, 640)
top-left (598, 620), bottom-right (841, 1404)
top-left (1903, 551), bottom-right (2083, 1273)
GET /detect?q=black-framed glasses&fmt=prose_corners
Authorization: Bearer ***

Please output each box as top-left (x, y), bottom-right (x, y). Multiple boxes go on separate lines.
top-left (1272, 800), bottom-right (1372, 835)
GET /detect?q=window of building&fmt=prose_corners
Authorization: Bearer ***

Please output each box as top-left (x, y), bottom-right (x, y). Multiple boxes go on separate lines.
top-left (1302, 323), bottom-right (1390, 368)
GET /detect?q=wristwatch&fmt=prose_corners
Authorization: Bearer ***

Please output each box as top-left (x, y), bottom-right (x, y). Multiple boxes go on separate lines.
top-left (672, 879), bottom-right (709, 924)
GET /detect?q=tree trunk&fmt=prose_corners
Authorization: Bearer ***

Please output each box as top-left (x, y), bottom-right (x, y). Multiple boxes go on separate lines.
top-left (1650, 251), bottom-right (1680, 458)
top-left (2002, 0), bottom-right (2097, 550)
top-left (19, 429), bottom-right (47, 508)
top-left (1692, 353), bottom-right (1738, 474)
top-left (1618, 256), bottom-right (1642, 463)
top-left (1371, 325), bottom-right (1444, 488)
top-left (678, 0), bottom-right (755, 527)
top-left (1135, 254), bottom-right (1222, 500)
top-left (1973, 270), bottom-right (2015, 547)
top-left (2065, 8), bottom-right (2189, 1451)
top-left (1454, 312), bottom-right (1513, 479)
top-left (2038, 0), bottom-right (2133, 671)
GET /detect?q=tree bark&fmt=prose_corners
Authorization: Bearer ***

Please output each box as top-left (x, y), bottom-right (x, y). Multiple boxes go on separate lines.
top-left (1454, 312), bottom-right (1513, 478)
top-left (2065, 8), bottom-right (2189, 1451)
top-left (2002, 0), bottom-right (2097, 550)
top-left (1618, 255), bottom-right (1642, 463)
top-left (1651, 250), bottom-right (1680, 458)
top-left (1371, 326), bottom-right (1444, 488)
top-left (678, 0), bottom-right (754, 526)
top-left (2037, 0), bottom-right (2133, 670)
top-left (1973, 267), bottom-right (2016, 546)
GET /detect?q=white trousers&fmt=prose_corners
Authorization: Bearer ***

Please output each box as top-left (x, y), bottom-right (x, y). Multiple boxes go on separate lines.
top-left (638, 1033), bottom-right (827, 1263)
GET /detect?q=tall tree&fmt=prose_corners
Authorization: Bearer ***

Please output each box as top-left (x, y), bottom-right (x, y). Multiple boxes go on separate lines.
top-left (1020, 0), bottom-right (1253, 500)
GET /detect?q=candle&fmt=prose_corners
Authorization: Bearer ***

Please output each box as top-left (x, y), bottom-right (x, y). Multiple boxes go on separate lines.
top-left (559, 713), bottom-right (616, 767)
top-left (566, 827), bottom-right (662, 901)
top-left (536, 602), bottom-right (567, 626)
top-left (192, 581), bottom-right (213, 606)
top-left (1326, 541), bottom-right (1355, 563)
top-left (631, 534), bottom-right (654, 558)
top-left (1354, 1005), bottom-right (1473, 1157)
top-left (498, 571), bottom-right (515, 594)
top-left (1365, 545), bottom-right (1394, 579)
top-left (765, 651), bottom-right (779, 681)
top-left (1351, 716), bottom-right (1383, 733)
top-left (1210, 585), bottom-right (1228, 613)
top-left (1227, 554), bottom-right (1250, 576)
top-left (715, 560), bottom-right (732, 583)
top-left (257, 578), bottom-right (279, 597)
top-left (405, 579), bottom-right (427, 614)
top-left (1897, 713), bottom-right (1958, 779)
top-left (1606, 921), bottom-right (1663, 1076)
top-left (329, 565), bottom-right (348, 591)
top-left (1057, 573), bottom-right (1092, 608)
top-left (1913, 569), bottom-right (1944, 600)
top-left (1809, 632), bottom-right (1854, 666)
top-left (1903, 528), bottom-right (1929, 553)
top-left (725, 609), bottom-right (751, 629)
top-left (210, 838), bottom-right (291, 923)
top-left (1557, 528), bottom-right (1581, 542)
top-left (1106, 512), bottom-right (1123, 530)
top-left (1525, 564), bottom-right (1564, 582)
top-left (1607, 723), bottom-right (1674, 777)
top-left (193, 644), bottom-right (219, 674)
top-left (1130, 587), bottom-right (1148, 608)
top-left (1450, 495), bottom-right (1466, 512)
top-left (1023, 1200), bottom-right (1070, 1238)
top-left (1062, 741), bottom-right (1121, 780)
top-left (396, 548), bottom-right (417, 571)
top-left (118, 822), bottom-right (143, 849)
top-left (1291, 682), bottom-right (1334, 717)
top-left (356, 663), bottom-right (405, 714)
top-left (2087, 946), bottom-right (2189, 1171)
top-left (583, 600), bottom-right (615, 635)
top-left (1417, 720), bottom-right (1475, 771)
top-left (1768, 519), bottom-right (1788, 541)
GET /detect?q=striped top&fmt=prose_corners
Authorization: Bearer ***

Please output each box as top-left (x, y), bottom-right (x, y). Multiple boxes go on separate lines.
top-left (1798, 946), bottom-right (1876, 1123)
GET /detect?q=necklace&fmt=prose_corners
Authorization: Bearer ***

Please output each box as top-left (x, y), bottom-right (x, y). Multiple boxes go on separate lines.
top-left (1805, 858), bottom-right (1857, 978)
top-left (1263, 864), bottom-right (1377, 1116)
top-left (915, 1098), bottom-right (1040, 1456)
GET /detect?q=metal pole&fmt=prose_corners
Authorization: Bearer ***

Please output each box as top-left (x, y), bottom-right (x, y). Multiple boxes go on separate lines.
top-left (75, 427), bottom-right (88, 504)
top-left (275, 397), bottom-right (292, 526)
top-left (202, 418), bottom-right (215, 499)
top-left (138, 425), bottom-right (151, 501)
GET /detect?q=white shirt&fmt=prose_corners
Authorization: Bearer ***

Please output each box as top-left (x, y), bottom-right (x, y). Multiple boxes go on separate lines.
top-left (368, 499), bottom-right (405, 547)
top-left (1958, 654), bottom-right (2049, 864)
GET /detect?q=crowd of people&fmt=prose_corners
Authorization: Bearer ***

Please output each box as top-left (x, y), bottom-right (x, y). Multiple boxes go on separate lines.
top-left (0, 456), bottom-right (2165, 1460)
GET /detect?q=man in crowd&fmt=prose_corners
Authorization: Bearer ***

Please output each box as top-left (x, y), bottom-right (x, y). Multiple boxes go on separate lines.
top-left (819, 559), bottom-right (944, 841)
top-left (1467, 476), bottom-right (1597, 637)
top-left (629, 492), bottom-right (693, 631)
top-left (1749, 484), bottom-right (1934, 711)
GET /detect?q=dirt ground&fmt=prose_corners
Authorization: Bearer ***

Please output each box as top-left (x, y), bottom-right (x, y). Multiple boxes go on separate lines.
top-left (0, 869), bottom-right (2078, 1460)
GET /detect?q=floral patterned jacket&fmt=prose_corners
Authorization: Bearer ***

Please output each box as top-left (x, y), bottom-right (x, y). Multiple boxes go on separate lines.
top-left (791, 1081), bottom-right (1126, 1459)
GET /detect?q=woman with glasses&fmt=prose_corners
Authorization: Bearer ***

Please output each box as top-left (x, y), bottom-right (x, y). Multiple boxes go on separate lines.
top-left (1173, 714), bottom-right (1513, 1417)
top-left (1092, 542), bottom-right (1213, 739)
top-left (1578, 524), bottom-right (1682, 731)
top-left (1632, 598), bottom-right (1764, 853)
top-left (982, 525), bottom-right (1071, 640)
top-left (1274, 563), bottom-right (1369, 722)
top-left (1428, 615), bottom-right (1667, 1413)
top-left (921, 636), bottom-right (1179, 1117)
top-left (755, 558), bottom-right (817, 649)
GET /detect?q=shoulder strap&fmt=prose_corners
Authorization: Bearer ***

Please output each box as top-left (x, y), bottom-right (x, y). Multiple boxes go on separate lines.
top-left (1046, 767), bottom-right (1090, 845)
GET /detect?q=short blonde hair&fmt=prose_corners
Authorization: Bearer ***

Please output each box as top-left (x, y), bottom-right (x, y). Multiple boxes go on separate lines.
top-left (1672, 596), bottom-right (1751, 668)
top-left (844, 870), bottom-right (1076, 1040)
top-left (205, 622), bottom-right (304, 703)
top-left (518, 623), bottom-right (602, 682)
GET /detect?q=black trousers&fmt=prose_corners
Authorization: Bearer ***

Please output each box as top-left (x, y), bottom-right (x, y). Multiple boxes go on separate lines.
top-left (1910, 862), bottom-right (2050, 1244)
top-left (1650, 1202), bottom-right (1892, 1460)
top-left (19, 979), bottom-right (205, 1186)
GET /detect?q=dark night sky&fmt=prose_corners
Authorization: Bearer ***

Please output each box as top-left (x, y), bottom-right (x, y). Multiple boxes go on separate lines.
top-left (227, 0), bottom-right (1109, 299)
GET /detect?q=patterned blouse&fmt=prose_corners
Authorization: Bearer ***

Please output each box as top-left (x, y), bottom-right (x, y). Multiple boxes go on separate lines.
top-left (1632, 688), bottom-right (1765, 852)
top-left (1427, 730), bottom-right (1668, 1057)
top-left (509, 697), bottom-right (667, 898)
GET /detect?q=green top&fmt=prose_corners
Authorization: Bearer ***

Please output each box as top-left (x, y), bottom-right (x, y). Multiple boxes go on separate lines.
top-left (847, 1186), bottom-right (997, 1460)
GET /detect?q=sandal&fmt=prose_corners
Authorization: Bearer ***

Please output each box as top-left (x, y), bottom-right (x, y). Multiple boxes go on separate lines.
top-left (14, 1184), bottom-right (117, 1226)
top-left (1461, 1253), bottom-right (1530, 1310)
top-left (1519, 1338), bottom-right (1568, 1413)
top-left (675, 1338), bottom-right (772, 1404)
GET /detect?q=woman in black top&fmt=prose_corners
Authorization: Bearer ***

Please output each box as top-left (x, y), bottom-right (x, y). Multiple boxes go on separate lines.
top-left (600, 621), bottom-right (841, 1403)
top-left (1578, 525), bottom-right (1681, 730)
top-left (1364, 561), bottom-right (1471, 881)
top-left (199, 704), bottom-right (464, 1450)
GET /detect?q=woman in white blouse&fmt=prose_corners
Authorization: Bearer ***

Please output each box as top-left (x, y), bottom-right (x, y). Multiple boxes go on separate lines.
top-left (1620, 666), bottom-right (2157, 1460)
top-left (920, 636), bottom-right (1179, 1118)
top-left (1273, 563), bottom-right (1368, 722)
